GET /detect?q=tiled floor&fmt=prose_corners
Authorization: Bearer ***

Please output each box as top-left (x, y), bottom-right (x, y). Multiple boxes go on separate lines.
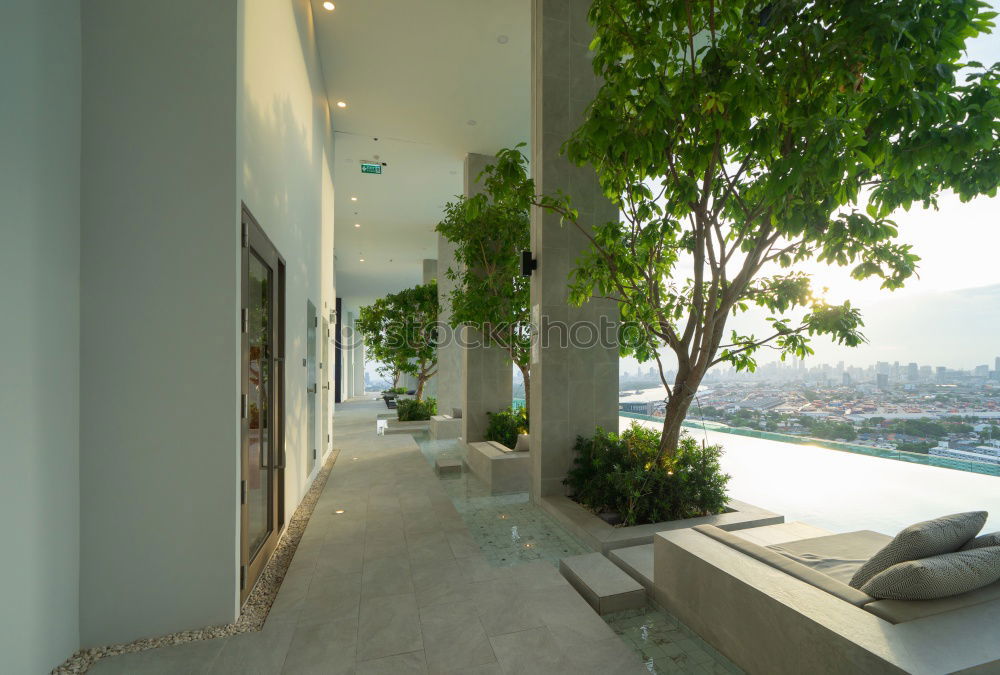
top-left (89, 400), bottom-right (648, 674)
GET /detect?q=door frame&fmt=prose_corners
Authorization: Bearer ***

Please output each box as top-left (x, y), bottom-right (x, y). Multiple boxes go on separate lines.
top-left (240, 204), bottom-right (286, 605)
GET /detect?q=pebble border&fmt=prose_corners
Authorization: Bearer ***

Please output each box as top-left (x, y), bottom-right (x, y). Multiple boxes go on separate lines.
top-left (52, 450), bottom-right (340, 674)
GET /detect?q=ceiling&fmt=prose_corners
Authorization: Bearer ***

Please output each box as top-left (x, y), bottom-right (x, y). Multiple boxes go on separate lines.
top-left (311, 0), bottom-right (531, 308)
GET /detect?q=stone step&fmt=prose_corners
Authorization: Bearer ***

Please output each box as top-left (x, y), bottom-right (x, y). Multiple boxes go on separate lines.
top-left (434, 456), bottom-right (463, 476)
top-left (607, 544), bottom-right (654, 593)
top-left (559, 552), bottom-right (646, 615)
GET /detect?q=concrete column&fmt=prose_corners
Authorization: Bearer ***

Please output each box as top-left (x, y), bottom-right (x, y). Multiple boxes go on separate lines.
top-left (343, 311), bottom-right (355, 398)
top-left (422, 258), bottom-right (438, 401)
top-left (436, 235), bottom-right (463, 415)
top-left (460, 153), bottom-right (513, 443)
top-left (352, 321), bottom-right (364, 397)
top-left (530, 0), bottom-right (619, 498)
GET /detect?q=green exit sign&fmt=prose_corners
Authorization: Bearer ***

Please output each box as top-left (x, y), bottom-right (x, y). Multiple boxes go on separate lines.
top-left (360, 161), bottom-right (382, 175)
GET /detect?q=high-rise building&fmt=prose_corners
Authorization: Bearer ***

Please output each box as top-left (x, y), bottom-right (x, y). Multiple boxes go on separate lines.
top-left (907, 362), bottom-right (919, 381)
top-left (877, 373), bottom-right (890, 390)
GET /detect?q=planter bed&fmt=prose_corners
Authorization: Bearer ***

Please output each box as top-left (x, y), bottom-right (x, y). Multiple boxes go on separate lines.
top-left (539, 495), bottom-right (783, 553)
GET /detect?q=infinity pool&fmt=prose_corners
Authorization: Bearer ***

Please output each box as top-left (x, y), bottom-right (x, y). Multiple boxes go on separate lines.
top-left (624, 417), bottom-right (1000, 535)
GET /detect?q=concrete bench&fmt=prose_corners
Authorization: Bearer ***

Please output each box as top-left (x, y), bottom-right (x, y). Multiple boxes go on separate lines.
top-left (560, 552), bottom-right (646, 615)
top-left (464, 441), bottom-right (529, 494)
top-left (429, 415), bottom-right (461, 440)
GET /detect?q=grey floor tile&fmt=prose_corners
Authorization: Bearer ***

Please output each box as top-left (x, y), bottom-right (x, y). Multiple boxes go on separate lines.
top-left (489, 627), bottom-right (566, 675)
top-left (418, 601), bottom-right (497, 674)
top-left (211, 622), bottom-right (296, 675)
top-left (362, 555), bottom-right (414, 599)
top-left (279, 616), bottom-right (356, 674)
top-left (472, 580), bottom-right (546, 637)
top-left (355, 650), bottom-right (428, 675)
top-left (356, 592), bottom-right (423, 662)
top-left (86, 651), bottom-right (150, 674)
top-left (299, 571), bottom-right (362, 626)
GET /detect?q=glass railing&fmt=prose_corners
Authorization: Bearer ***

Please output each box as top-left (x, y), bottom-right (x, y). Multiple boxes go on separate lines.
top-left (618, 411), bottom-right (1000, 478)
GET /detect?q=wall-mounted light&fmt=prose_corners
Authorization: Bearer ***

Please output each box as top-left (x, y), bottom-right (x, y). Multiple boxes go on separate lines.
top-left (521, 251), bottom-right (537, 276)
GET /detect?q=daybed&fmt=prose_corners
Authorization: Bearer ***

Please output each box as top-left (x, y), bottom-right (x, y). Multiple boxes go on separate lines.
top-left (654, 522), bottom-right (1000, 674)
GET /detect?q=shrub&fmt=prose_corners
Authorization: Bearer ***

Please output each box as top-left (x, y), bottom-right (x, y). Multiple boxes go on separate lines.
top-left (388, 386), bottom-right (408, 395)
top-left (485, 406), bottom-right (528, 449)
top-left (397, 397), bottom-right (437, 421)
top-left (564, 423), bottom-right (729, 527)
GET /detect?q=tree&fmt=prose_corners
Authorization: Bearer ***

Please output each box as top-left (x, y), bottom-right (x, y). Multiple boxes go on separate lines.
top-left (436, 157), bottom-right (532, 415)
top-left (357, 282), bottom-right (439, 401)
top-left (487, 0), bottom-right (1000, 457)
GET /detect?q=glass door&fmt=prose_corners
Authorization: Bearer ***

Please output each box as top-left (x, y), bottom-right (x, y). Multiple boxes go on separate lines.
top-left (241, 206), bottom-right (285, 604)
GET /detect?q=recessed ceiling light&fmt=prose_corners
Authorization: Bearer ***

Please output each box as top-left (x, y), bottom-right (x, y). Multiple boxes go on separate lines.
top-left (350, 196), bottom-right (357, 201)
top-left (354, 223), bottom-right (361, 228)
top-left (359, 258), bottom-right (365, 262)
top-left (336, 101), bottom-right (347, 108)
top-left (497, 35), bottom-right (509, 44)
top-left (323, 1), bottom-right (335, 11)
top-left (334, 508), bottom-right (345, 514)
top-left (467, 119), bottom-right (477, 126)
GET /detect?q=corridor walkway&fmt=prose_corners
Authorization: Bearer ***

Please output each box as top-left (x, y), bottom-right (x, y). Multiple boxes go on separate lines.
top-left (90, 399), bottom-right (647, 674)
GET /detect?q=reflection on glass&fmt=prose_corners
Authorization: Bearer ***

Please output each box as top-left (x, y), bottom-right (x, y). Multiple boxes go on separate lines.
top-left (247, 253), bottom-right (271, 560)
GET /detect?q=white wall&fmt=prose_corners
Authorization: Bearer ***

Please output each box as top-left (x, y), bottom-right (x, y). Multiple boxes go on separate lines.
top-left (80, 0), bottom-right (241, 646)
top-left (0, 1), bottom-right (81, 671)
top-left (239, 0), bottom-right (337, 511)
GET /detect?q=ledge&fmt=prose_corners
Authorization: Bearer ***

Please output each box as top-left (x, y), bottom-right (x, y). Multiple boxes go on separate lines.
top-left (538, 495), bottom-right (783, 553)
top-left (384, 419), bottom-right (430, 434)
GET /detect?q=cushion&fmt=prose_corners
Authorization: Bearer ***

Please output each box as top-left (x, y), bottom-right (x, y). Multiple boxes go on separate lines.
top-left (962, 531), bottom-right (1000, 551)
top-left (693, 525), bottom-right (874, 607)
top-left (452, 407), bottom-right (463, 419)
top-left (860, 546), bottom-right (1000, 600)
top-left (514, 433), bottom-right (530, 453)
top-left (769, 530), bottom-right (891, 585)
top-left (848, 511), bottom-right (987, 589)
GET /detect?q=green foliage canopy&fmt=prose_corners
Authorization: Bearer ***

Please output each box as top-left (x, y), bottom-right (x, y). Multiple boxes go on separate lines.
top-left (357, 282), bottom-right (439, 400)
top-left (487, 0), bottom-right (1000, 454)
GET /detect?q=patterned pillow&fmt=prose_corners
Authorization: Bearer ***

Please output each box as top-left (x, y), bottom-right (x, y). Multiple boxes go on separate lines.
top-left (962, 531), bottom-right (1000, 551)
top-left (849, 511), bottom-right (987, 589)
top-left (860, 546), bottom-right (1000, 600)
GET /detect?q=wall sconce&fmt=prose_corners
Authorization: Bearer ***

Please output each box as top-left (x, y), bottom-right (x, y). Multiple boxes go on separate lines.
top-left (521, 251), bottom-right (537, 277)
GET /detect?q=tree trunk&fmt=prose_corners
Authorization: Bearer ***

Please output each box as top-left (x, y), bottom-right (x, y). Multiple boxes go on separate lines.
top-left (415, 375), bottom-right (425, 402)
top-left (658, 372), bottom-right (702, 458)
top-left (518, 363), bottom-right (530, 424)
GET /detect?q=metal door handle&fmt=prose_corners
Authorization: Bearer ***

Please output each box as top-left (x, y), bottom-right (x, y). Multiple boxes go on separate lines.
top-left (307, 384), bottom-right (317, 394)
